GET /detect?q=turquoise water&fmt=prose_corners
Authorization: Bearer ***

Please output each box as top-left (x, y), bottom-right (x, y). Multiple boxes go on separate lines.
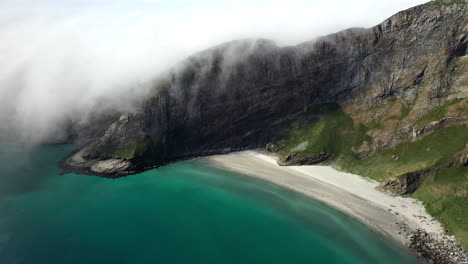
top-left (0, 144), bottom-right (422, 264)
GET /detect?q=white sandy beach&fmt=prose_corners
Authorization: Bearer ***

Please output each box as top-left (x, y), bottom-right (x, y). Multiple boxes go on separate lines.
top-left (199, 150), bottom-right (445, 246)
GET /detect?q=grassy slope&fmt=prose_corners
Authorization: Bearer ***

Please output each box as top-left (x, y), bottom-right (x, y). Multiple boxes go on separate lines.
top-left (84, 116), bottom-right (153, 159)
top-left (337, 126), bottom-right (467, 180)
top-left (416, 98), bottom-right (465, 124)
top-left (86, 138), bottom-right (151, 159)
top-left (412, 166), bottom-right (468, 249)
top-left (274, 104), bottom-right (368, 160)
top-left (273, 103), bottom-right (468, 248)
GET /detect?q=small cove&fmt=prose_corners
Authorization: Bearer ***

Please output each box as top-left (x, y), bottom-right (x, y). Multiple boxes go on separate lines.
top-left (0, 144), bottom-right (422, 264)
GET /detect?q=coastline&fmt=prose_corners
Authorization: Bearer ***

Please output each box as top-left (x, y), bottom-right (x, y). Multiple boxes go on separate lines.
top-left (198, 150), bottom-right (467, 262)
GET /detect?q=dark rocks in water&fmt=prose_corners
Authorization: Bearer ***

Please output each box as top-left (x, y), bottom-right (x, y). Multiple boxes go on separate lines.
top-left (409, 229), bottom-right (468, 264)
top-left (63, 3), bottom-right (468, 176)
top-left (277, 152), bottom-right (332, 166)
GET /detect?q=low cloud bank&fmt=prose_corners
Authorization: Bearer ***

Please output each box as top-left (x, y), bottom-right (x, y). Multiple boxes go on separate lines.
top-left (0, 0), bottom-right (427, 144)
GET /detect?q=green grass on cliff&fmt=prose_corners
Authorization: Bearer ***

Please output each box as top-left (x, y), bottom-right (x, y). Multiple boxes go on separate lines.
top-left (337, 124), bottom-right (468, 249)
top-left (274, 104), bottom-right (369, 160)
top-left (275, 104), bottom-right (467, 182)
top-left (338, 125), bottom-right (468, 181)
top-left (273, 103), bottom-right (468, 248)
top-left (386, 99), bottom-right (416, 121)
top-left (412, 166), bottom-right (468, 249)
top-left (86, 138), bottom-right (152, 159)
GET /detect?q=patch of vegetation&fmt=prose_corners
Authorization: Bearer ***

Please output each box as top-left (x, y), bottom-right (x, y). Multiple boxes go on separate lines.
top-left (86, 138), bottom-right (152, 159)
top-left (338, 125), bottom-right (468, 181)
top-left (402, 98), bottom-right (419, 118)
top-left (276, 103), bottom-right (467, 181)
top-left (439, 66), bottom-right (465, 80)
top-left (386, 99), bottom-right (416, 121)
top-left (274, 102), bottom-right (468, 249)
top-left (366, 120), bottom-right (383, 130)
top-left (274, 104), bottom-right (369, 161)
top-left (416, 98), bottom-right (466, 124)
top-left (412, 166), bottom-right (468, 250)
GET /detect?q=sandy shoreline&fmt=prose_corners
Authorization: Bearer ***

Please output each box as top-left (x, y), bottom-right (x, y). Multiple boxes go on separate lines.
top-left (198, 150), bottom-right (445, 247)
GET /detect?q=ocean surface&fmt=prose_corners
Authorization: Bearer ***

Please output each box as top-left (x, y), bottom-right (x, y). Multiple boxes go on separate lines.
top-left (0, 144), bottom-right (423, 264)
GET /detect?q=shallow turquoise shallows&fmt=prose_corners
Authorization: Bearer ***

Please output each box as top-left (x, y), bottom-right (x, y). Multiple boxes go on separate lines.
top-left (0, 144), bottom-right (422, 264)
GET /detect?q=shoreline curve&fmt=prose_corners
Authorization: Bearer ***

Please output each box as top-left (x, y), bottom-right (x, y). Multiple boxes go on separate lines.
top-left (197, 150), bottom-right (445, 252)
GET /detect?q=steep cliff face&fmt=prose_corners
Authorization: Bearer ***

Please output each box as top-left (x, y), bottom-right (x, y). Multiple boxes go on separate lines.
top-left (63, 0), bottom-right (468, 176)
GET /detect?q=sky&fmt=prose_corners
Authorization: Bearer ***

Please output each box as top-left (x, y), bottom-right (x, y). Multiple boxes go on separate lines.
top-left (0, 0), bottom-right (429, 144)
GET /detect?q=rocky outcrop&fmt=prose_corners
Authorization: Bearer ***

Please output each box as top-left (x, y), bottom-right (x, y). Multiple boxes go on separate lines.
top-left (447, 149), bottom-right (468, 167)
top-left (352, 141), bottom-right (372, 159)
top-left (63, 149), bottom-right (133, 177)
top-left (290, 141), bottom-right (309, 152)
top-left (379, 148), bottom-right (467, 195)
top-left (413, 117), bottom-right (468, 140)
top-left (266, 143), bottom-right (280, 153)
top-left (409, 229), bottom-right (468, 264)
top-left (64, 1), bottom-right (468, 176)
top-left (277, 152), bottom-right (332, 166)
top-left (379, 168), bottom-right (437, 195)
top-left (90, 159), bottom-right (132, 174)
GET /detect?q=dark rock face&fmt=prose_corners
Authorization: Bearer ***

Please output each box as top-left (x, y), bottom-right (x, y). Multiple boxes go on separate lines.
top-left (64, 2), bottom-right (468, 176)
top-left (414, 117), bottom-right (468, 139)
top-left (379, 168), bottom-right (436, 195)
top-left (277, 153), bottom-right (332, 166)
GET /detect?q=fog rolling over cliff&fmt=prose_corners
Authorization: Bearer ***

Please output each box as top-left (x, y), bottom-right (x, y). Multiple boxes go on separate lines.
top-left (1, 1), bottom-right (468, 261)
top-left (59, 0), bottom-right (468, 177)
top-left (0, 0), bottom-right (429, 145)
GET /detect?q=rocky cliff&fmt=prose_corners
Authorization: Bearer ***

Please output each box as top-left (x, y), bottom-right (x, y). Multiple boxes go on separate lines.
top-left (63, 0), bottom-right (468, 177)
top-left (61, 1), bottom-right (468, 257)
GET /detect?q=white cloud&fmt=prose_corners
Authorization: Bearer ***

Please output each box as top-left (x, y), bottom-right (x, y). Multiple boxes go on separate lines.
top-left (0, 0), bottom-right (428, 144)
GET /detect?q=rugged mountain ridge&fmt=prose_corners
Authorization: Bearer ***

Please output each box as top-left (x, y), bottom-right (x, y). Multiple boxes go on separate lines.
top-left (64, 0), bottom-right (468, 176)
